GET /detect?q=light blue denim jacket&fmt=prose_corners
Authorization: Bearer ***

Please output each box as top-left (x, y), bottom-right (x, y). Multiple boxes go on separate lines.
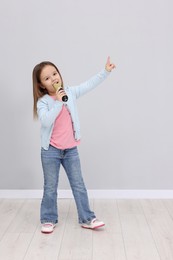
top-left (37, 68), bottom-right (110, 150)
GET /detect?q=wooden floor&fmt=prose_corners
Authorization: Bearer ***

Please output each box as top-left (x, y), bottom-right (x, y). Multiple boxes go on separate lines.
top-left (0, 199), bottom-right (173, 260)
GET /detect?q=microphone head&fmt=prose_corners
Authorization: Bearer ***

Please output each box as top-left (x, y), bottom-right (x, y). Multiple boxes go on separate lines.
top-left (53, 82), bottom-right (61, 91)
top-left (53, 82), bottom-right (68, 102)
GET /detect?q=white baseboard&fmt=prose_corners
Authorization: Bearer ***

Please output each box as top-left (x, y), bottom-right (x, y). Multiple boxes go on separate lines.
top-left (0, 189), bottom-right (173, 199)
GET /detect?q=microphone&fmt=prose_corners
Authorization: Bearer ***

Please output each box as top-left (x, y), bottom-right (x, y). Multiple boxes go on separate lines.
top-left (53, 82), bottom-right (68, 102)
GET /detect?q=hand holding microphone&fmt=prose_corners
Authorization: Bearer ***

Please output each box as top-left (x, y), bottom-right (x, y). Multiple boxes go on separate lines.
top-left (53, 82), bottom-right (68, 102)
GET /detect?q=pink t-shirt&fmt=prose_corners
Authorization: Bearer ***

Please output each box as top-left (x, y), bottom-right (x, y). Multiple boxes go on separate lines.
top-left (50, 97), bottom-right (80, 149)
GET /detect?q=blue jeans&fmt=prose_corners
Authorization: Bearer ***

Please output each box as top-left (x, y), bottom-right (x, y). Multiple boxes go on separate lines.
top-left (40, 145), bottom-right (96, 224)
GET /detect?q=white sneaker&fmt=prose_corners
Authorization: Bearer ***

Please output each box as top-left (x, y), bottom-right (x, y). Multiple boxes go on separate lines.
top-left (41, 222), bottom-right (56, 234)
top-left (81, 218), bottom-right (105, 229)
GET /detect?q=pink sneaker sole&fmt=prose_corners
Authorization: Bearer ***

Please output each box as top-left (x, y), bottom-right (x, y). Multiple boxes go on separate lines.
top-left (41, 230), bottom-right (54, 234)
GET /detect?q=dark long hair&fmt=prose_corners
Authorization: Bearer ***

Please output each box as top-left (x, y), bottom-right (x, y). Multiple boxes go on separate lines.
top-left (32, 61), bottom-right (64, 118)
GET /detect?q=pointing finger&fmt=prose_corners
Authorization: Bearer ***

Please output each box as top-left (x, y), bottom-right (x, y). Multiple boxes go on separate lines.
top-left (107, 56), bottom-right (111, 65)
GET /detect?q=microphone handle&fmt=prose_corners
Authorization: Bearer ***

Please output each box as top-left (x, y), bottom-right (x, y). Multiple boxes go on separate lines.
top-left (53, 83), bottom-right (68, 102)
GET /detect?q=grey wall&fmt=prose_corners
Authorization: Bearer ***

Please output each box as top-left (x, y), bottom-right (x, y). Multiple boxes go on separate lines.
top-left (0, 0), bottom-right (173, 190)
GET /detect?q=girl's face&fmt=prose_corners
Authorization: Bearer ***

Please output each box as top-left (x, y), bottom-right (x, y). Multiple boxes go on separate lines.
top-left (40, 65), bottom-right (62, 96)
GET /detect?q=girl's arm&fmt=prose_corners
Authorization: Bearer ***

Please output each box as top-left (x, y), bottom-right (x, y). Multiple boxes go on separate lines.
top-left (37, 98), bottom-right (63, 127)
top-left (71, 69), bottom-right (110, 98)
top-left (71, 57), bottom-right (116, 99)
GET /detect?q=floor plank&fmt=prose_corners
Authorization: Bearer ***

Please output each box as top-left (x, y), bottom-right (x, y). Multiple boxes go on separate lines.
top-left (92, 199), bottom-right (126, 260)
top-left (0, 199), bottom-right (24, 241)
top-left (162, 199), bottom-right (173, 219)
top-left (6, 199), bottom-right (40, 233)
top-left (141, 199), bottom-right (173, 260)
top-left (57, 200), bottom-right (93, 260)
top-left (117, 199), bottom-right (160, 260)
top-left (0, 233), bottom-right (33, 260)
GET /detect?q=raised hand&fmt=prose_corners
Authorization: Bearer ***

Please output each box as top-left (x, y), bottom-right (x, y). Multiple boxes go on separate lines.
top-left (105, 56), bottom-right (116, 72)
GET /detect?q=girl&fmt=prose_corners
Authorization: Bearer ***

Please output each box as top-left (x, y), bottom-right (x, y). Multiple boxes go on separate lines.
top-left (33, 57), bottom-right (115, 233)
